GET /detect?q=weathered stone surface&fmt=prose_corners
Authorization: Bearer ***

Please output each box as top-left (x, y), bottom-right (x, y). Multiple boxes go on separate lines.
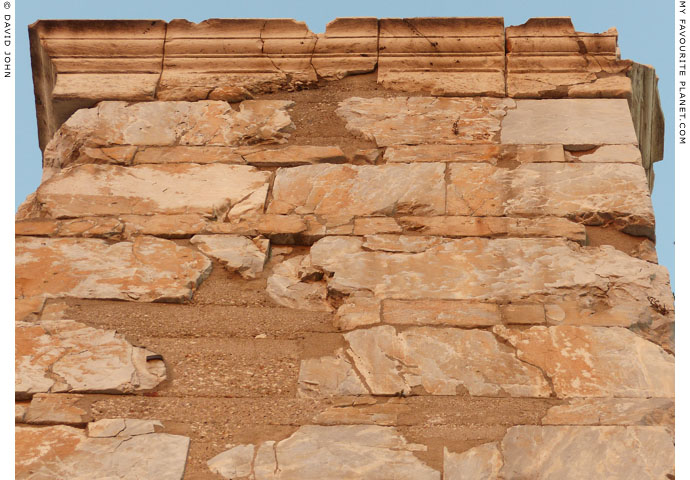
top-left (190, 235), bottom-right (269, 279)
top-left (133, 146), bottom-right (245, 165)
top-left (16, 320), bottom-right (166, 399)
top-left (336, 97), bottom-right (514, 146)
top-left (308, 237), bottom-right (672, 311)
top-left (446, 163), bottom-right (654, 234)
top-left (44, 100), bottom-right (295, 170)
top-left (25, 394), bottom-right (93, 425)
top-left (507, 73), bottom-right (632, 99)
top-left (88, 418), bottom-right (162, 437)
top-left (244, 145), bottom-right (347, 167)
top-left (15, 296), bottom-right (46, 322)
top-left (363, 234), bottom-right (444, 253)
top-left (353, 217), bottom-right (403, 235)
top-left (298, 348), bottom-right (369, 397)
top-left (396, 216), bottom-right (586, 242)
top-left (16, 422), bottom-right (190, 479)
top-left (266, 255), bottom-right (332, 311)
top-left (384, 144), bottom-right (500, 164)
top-left (334, 294), bottom-right (381, 330)
top-left (121, 214), bottom-right (208, 237)
top-left (313, 399), bottom-right (406, 426)
top-left (16, 236), bottom-right (211, 302)
top-left (208, 425), bottom-right (440, 480)
top-left (208, 444), bottom-right (255, 478)
top-left (343, 326), bottom-right (551, 396)
top-left (267, 163), bottom-right (446, 216)
top-left (35, 163), bottom-right (271, 218)
top-left (542, 398), bottom-right (675, 427)
top-left (565, 144), bottom-right (642, 164)
top-left (382, 300), bottom-right (500, 327)
top-left (500, 426), bottom-right (674, 479)
top-left (444, 443), bottom-right (503, 480)
top-left (501, 99), bottom-right (637, 146)
top-left (378, 71), bottom-right (505, 97)
top-left (494, 326), bottom-right (674, 398)
top-left (15, 403), bottom-right (27, 423)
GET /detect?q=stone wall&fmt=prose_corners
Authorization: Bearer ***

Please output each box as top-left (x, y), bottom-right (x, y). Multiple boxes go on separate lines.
top-left (17, 16), bottom-right (673, 480)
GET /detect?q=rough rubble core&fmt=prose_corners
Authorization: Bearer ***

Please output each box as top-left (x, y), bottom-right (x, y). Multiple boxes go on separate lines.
top-left (19, 14), bottom-right (671, 480)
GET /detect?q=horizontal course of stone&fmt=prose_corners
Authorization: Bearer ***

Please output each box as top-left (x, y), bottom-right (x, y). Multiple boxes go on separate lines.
top-left (18, 15), bottom-right (673, 480)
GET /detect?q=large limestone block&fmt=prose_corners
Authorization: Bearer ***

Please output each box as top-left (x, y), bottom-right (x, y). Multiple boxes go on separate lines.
top-left (16, 236), bottom-right (212, 302)
top-left (446, 162), bottom-right (654, 234)
top-left (16, 422), bottom-right (190, 479)
top-left (494, 326), bottom-right (674, 398)
top-left (15, 320), bottom-right (166, 399)
top-left (501, 99), bottom-right (637, 146)
top-left (308, 237), bottom-right (673, 309)
top-left (342, 326), bottom-right (551, 396)
top-left (267, 163), bottom-right (446, 216)
top-left (336, 97), bottom-right (514, 146)
top-left (208, 425), bottom-right (440, 480)
top-left (500, 426), bottom-right (674, 479)
top-left (35, 163), bottom-right (271, 218)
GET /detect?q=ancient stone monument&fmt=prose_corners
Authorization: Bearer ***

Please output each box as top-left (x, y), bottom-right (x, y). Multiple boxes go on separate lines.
top-left (16, 17), bottom-right (673, 479)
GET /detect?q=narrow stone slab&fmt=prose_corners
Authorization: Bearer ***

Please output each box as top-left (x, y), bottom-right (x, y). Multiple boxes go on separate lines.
top-left (444, 443), bottom-right (502, 480)
top-left (500, 426), bottom-right (674, 479)
top-left (501, 99), bottom-right (637, 146)
top-left (267, 163), bottom-right (446, 216)
top-left (16, 320), bottom-right (166, 399)
top-left (16, 236), bottom-right (212, 302)
top-left (342, 326), bottom-right (551, 396)
top-left (16, 422), bottom-right (190, 479)
top-left (133, 146), bottom-right (245, 165)
top-left (494, 326), bottom-right (674, 398)
top-left (566, 144), bottom-right (642, 164)
top-left (336, 97), bottom-right (514, 146)
top-left (207, 425), bottom-right (440, 480)
top-left (190, 235), bottom-right (269, 279)
top-left (35, 163), bottom-right (271, 218)
top-left (382, 300), bottom-right (500, 327)
top-left (244, 145), bottom-right (347, 167)
top-left (542, 398), bottom-right (675, 427)
top-left (446, 162), bottom-right (654, 235)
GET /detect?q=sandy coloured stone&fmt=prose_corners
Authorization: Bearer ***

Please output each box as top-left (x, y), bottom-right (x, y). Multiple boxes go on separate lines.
top-left (15, 403), bottom-right (27, 423)
top-left (190, 235), bottom-right (269, 279)
top-left (378, 71), bottom-right (505, 97)
top-left (501, 304), bottom-right (546, 325)
top-left (565, 144), bottom-right (642, 164)
top-left (36, 163), bottom-right (271, 218)
top-left (446, 163), bottom-right (654, 235)
top-left (313, 399), bottom-right (406, 426)
top-left (542, 398), bottom-right (675, 427)
top-left (16, 423), bottom-right (190, 480)
top-left (16, 236), bottom-right (212, 302)
top-left (15, 296), bottom-right (46, 322)
top-left (382, 300), bottom-right (501, 327)
top-left (25, 394), bottom-right (93, 425)
top-left (88, 418), bottom-right (162, 437)
top-left (307, 238), bottom-right (673, 311)
top-left (204, 214), bottom-right (307, 237)
top-left (500, 426), bottom-right (674, 479)
top-left (384, 144), bottom-right (500, 164)
top-left (15, 320), bottom-right (166, 399)
top-left (343, 326), bottom-right (551, 396)
top-left (208, 444), bottom-right (255, 478)
top-left (501, 99), bottom-right (637, 146)
top-left (444, 443), bottom-right (503, 480)
top-left (353, 217), bottom-right (403, 235)
top-left (121, 214), bottom-right (208, 237)
top-left (396, 216), bottom-right (586, 242)
top-left (298, 348), bottom-right (369, 397)
top-left (244, 145), bottom-right (347, 167)
top-left (363, 235), bottom-right (444, 253)
top-left (267, 163), bottom-right (446, 216)
top-left (335, 295), bottom-right (381, 330)
top-left (208, 425), bottom-right (440, 480)
top-left (43, 100), bottom-right (295, 170)
top-left (336, 96), bottom-right (514, 146)
top-left (494, 326), bottom-right (674, 398)
top-left (266, 255), bottom-right (332, 312)
top-left (133, 146), bottom-right (245, 165)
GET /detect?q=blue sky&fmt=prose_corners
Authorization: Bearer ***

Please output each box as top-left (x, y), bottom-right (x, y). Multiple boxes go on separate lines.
top-left (14, 0), bottom-right (675, 287)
